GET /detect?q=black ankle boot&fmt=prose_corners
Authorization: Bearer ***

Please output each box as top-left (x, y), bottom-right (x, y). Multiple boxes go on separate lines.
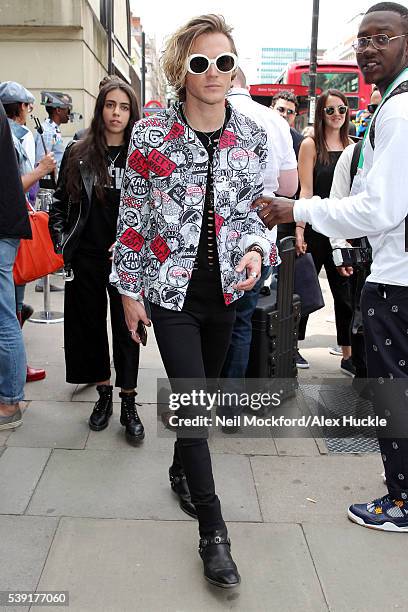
top-left (169, 467), bottom-right (197, 519)
top-left (199, 529), bottom-right (241, 588)
top-left (119, 391), bottom-right (145, 444)
top-left (89, 385), bottom-right (113, 431)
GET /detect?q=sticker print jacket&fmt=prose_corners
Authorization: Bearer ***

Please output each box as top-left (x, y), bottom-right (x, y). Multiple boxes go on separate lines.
top-left (110, 102), bottom-right (271, 311)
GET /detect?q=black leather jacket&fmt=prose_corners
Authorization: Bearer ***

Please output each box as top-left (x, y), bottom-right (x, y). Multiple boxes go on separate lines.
top-left (49, 143), bottom-right (95, 267)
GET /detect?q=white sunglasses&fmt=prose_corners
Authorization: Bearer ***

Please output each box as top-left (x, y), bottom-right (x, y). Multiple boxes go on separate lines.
top-left (186, 52), bottom-right (238, 75)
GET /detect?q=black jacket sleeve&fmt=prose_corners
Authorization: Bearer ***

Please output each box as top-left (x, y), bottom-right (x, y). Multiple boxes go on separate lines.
top-left (48, 142), bottom-right (74, 253)
top-left (0, 102), bottom-right (31, 239)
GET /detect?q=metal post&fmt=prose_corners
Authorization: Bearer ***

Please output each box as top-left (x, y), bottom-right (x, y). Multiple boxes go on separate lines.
top-left (308, 0), bottom-right (320, 125)
top-left (141, 30), bottom-right (146, 115)
top-left (29, 273), bottom-right (64, 324)
top-left (107, 0), bottom-right (113, 74)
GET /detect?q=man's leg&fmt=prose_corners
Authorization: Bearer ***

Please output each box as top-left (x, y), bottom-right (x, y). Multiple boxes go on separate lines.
top-left (0, 239), bottom-right (26, 427)
top-left (348, 282), bottom-right (408, 531)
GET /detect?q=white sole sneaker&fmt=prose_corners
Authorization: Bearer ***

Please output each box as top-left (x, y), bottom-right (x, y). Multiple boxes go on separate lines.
top-left (347, 508), bottom-right (408, 532)
top-left (329, 346), bottom-right (342, 356)
top-left (296, 362), bottom-right (310, 369)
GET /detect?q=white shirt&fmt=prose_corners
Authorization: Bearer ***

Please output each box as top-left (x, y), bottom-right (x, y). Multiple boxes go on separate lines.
top-left (295, 69), bottom-right (408, 286)
top-left (228, 87), bottom-right (297, 249)
top-left (329, 143), bottom-right (355, 250)
top-left (21, 128), bottom-right (36, 168)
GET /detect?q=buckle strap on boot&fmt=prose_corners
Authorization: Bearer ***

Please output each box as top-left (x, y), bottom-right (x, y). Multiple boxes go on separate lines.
top-left (199, 534), bottom-right (231, 553)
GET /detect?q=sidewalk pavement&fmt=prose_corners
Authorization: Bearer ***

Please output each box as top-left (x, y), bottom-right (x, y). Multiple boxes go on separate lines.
top-left (1, 275), bottom-right (406, 612)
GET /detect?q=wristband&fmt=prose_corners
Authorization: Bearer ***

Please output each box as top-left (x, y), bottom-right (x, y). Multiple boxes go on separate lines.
top-left (246, 244), bottom-right (264, 258)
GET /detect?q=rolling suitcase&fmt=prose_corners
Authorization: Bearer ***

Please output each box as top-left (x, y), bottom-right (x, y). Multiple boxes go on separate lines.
top-left (246, 236), bottom-right (301, 401)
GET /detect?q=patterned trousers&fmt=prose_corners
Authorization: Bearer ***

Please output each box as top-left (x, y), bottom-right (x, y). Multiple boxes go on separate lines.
top-left (362, 282), bottom-right (408, 500)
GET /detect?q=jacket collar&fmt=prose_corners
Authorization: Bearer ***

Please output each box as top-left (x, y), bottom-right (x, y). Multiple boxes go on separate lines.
top-left (8, 118), bottom-right (29, 141)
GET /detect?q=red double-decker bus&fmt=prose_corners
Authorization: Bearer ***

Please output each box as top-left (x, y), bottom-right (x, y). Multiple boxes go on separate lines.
top-left (250, 60), bottom-right (371, 129)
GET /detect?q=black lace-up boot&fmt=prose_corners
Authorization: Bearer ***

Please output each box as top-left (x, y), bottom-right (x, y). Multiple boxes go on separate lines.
top-left (89, 385), bottom-right (113, 431)
top-left (199, 528), bottom-right (241, 588)
top-left (119, 391), bottom-right (145, 444)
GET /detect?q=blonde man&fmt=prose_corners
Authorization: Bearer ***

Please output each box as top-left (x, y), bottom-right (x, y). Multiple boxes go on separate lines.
top-left (112, 14), bottom-right (272, 587)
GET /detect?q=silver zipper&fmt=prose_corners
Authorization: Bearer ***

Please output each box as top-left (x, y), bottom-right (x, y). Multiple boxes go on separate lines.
top-left (61, 199), bottom-right (82, 255)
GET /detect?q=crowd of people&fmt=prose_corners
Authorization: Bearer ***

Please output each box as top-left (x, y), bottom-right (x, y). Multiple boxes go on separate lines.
top-left (0, 0), bottom-right (407, 590)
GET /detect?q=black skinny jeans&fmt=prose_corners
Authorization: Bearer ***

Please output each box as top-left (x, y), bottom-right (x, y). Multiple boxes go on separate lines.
top-left (149, 275), bottom-right (236, 535)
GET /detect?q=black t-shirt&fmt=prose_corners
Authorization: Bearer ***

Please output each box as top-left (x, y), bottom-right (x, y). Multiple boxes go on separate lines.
top-left (181, 106), bottom-right (236, 310)
top-left (79, 145), bottom-right (126, 254)
top-left (0, 101), bottom-right (31, 239)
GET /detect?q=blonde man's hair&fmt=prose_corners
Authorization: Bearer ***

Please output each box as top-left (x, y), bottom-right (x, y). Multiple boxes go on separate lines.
top-left (162, 14), bottom-right (238, 101)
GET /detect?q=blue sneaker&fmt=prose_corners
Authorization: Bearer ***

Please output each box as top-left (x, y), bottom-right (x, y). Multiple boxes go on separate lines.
top-left (348, 494), bottom-right (408, 532)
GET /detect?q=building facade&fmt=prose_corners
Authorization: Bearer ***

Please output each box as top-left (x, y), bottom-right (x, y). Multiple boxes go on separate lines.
top-left (0, 0), bottom-right (139, 136)
top-left (324, 13), bottom-right (364, 61)
top-left (257, 47), bottom-right (310, 83)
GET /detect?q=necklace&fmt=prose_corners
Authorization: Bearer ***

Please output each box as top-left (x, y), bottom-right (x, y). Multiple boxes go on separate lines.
top-left (181, 105), bottom-right (226, 148)
top-left (107, 147), bottom-right (123, 174)
top-left (198, 127), bottom-right (222, 148)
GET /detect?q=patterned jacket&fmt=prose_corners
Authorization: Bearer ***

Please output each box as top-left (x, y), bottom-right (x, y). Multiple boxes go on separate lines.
top-left (110, 102), bottom-right (271, 311)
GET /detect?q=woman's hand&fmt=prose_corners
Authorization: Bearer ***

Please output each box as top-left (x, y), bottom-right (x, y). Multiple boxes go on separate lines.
top-left (295, 226), bottom-right (307, 255)
top-left (37, 152), bottom-right (57, 177)
top-left (121, 295), bottom-right (151, 344)
top-left (337, 266), bottom-right (354, 277)
top-left (234, 251), bottom-right (262, 291)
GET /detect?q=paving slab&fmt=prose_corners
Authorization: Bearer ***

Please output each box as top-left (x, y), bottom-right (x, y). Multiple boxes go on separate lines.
top-left (23, 366), bottom-right (74, 402)
top-left (251, 454), bottom-right (386, 523)
top-left (274, 437), bottom-right (321, 456)
top-left (0, 515), bottom-right (58, 610)
top-left (0, 430), bottom-right (12, 447)
top-left (35, 518), bottom-right (327, 612)
top-left (0, 447), bottom-right (51, 514)
top-left (6, 401), bottom-right (90, 449)
top-left (303, 523), bottom-right (408, 612)
top-left (209, 431), bottom-right (278, 456)
top-left (24, 317), bottom-right (65, 366)
top-left (27, 449), bottom-right (261, 522)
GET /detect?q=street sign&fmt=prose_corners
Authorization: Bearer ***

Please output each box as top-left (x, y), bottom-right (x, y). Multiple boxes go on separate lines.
top-left (249, 84), bottom-right (321, 97)
top-left (143, 99), bottom-right (164, 116)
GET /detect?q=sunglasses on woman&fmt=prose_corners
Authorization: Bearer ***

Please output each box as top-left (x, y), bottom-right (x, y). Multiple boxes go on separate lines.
top-left (186, 52), bottom-right (238, 75)
top-left (324, 105), bottom-right (348, 116)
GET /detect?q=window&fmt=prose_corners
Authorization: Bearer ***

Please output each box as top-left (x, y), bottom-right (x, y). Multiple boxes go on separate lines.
top-left (301, 72), bottom-right (359, 93)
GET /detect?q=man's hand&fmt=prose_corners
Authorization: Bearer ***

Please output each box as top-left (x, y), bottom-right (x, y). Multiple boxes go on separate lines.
top-left (234, 251), bottom-right (262, 291)
top-left (252, 196), bottom-right (295, 229)
top-left (121, 295), bottom-right (151, 344)
top-left (337, 266), bottom-right (354, 277)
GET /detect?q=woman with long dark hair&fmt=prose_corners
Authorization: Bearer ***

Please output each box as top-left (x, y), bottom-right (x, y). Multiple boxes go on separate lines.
top-left (49, 81), bottom-right (143, 444)
top-left (296, 89), bottom-right (354, 373)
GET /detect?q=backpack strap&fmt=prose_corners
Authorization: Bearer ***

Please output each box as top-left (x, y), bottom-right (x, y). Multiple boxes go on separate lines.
top-left (368, 80), bottom-right (408, 253)
top-left (369, 80), bottom-right (408, 149)
top-left (350, 139), bottom-right (363, 187)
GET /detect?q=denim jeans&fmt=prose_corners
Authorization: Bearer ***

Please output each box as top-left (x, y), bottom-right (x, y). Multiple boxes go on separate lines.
top-left (0, 239), bottom-right (26, 404)
top-left (219, 265), bottom-right (271, 417)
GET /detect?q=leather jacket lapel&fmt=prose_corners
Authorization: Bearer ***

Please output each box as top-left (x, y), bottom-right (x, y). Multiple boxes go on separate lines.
top-left (79, 159), bottom-right (94, 203)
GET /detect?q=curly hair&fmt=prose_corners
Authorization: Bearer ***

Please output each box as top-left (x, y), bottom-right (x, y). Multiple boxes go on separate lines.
top-left (161, 14), bottom-right (238, 101)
